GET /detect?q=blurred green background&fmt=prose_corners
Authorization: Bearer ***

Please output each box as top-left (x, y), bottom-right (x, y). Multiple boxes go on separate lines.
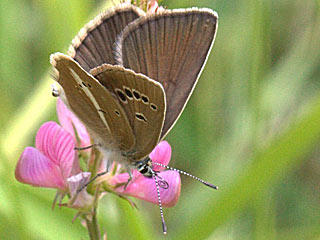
top-left (1, 0), bottom-right (320, 239)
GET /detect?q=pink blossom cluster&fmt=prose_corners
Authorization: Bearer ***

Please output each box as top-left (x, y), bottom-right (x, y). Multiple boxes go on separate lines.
top-left (15, 98), bottom-right (181, 210)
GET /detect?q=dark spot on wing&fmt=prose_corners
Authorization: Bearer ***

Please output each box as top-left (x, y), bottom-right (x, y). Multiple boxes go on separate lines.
top-left (124, 87), bottom-right (133, 99)
top-left (141, 95), bottom-right (149, 104)
top-left (150, 103), bottom-right (158, 111)
top-left (116, 89), bottom-right (127, 103)
top-left (135, 113), bottom-right (147, 122)
top-left (133, 90), bottom-right (141, 100)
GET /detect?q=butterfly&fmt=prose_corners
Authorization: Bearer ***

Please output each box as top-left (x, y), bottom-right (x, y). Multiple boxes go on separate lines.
top-left (50, 3), bottom-right (218, 233)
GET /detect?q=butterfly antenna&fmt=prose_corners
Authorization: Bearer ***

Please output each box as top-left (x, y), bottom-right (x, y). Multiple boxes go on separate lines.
top-left (152, 172), bottom-right (167, 234)
top-left (152, 162), bottom-right (218, 190)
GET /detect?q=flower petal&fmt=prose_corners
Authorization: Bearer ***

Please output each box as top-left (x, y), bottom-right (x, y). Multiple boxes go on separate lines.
top-left (67, 172), bottom-right (95, 210)
top-left (35, 121), bottom-right (79, 180)
top-left (67, 172), bottom-right (91, 197)
top-left (150, 141), bottom-right (172, 171)
top-left (57, 98), bottom-right (91, 148)
top-left (114, 171), bottom-right (181, 207)
top-left (147, 0), bottom-right (165, 13)
top-left (147, 0), bottom-right (158, 13)
top-left (15, 147), bottom-right (65, 189)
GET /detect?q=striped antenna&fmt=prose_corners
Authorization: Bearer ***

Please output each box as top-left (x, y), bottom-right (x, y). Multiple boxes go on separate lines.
top-left (152, 172), bottom-right (167, 234)
top-left (152, 162), bottom-right (218, 190)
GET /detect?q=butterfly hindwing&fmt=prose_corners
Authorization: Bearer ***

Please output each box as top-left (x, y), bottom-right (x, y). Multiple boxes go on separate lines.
top-left (115, 8), bottom-right (218, 139)
top-left (50, 53), bottom-right (135, 151)
top-left (68, 3), bottom-right (145, 72)
top-left (91, 64), bottom-right (166, 161)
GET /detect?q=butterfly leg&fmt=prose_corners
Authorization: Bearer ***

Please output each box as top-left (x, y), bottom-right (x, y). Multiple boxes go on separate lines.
top-left (106, 159), bottom-right (113, 172)
top-left (76, 169), bottom-right (109, 194)
top-left (74, 143), bottom-right (100, 151)
top-left (123, 166), bottom-right (133, 190)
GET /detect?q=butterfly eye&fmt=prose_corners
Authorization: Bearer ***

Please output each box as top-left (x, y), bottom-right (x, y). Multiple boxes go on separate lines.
top-left (140, 167), bottom-right (148, 174)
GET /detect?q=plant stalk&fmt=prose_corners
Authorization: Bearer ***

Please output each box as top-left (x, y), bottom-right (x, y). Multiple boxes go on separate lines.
top-left (85, 208), bottom-right (101, 240)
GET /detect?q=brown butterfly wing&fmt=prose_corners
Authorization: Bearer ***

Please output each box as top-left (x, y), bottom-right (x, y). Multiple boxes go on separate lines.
top-left (50, 53), bottom-right (135, 151)
top-left (91, 64), bottom-right (166, 161)
top-left (115, 8), bottom-right (218, 139)
top-left (68, 3), bottom-right (145, 72)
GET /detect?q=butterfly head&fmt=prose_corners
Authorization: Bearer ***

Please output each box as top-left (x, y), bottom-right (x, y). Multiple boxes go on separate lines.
top-left (134, 157), bottom-right (154, 177)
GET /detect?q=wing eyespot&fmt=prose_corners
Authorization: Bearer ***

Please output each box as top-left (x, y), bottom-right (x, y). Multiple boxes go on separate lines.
top-left (135, 113), bottom-right (147, 122)
top-left (133, 89), bottom-right (141, 100)
top-left (115, 109), bottom-right (120, 116)
top-left (150, 103), bottom-right (158, 111)
top-left (115, 88), bottom-right (128, 103)
top-left (141, 95), bottom-right (149, 104)
top-left (123, 87), bottom-right (133, 100)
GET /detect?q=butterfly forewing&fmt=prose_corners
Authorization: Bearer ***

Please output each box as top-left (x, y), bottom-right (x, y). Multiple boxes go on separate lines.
top-left (91, 64), bottom-right (166, 161)
top-left (50, 53), bottom-right (135, 151)
top-left (115, 8), bottom-right (218, 139)
top-left (68, 3), bottom-right (145, 72)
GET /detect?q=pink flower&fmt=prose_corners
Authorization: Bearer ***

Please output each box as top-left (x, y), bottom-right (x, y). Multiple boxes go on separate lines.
top-left (15, 121), bottom-right (80, 191)
top-left (67, 172), bottom-right (94, 210)
top-left (56, 98), bottom-right (91, 149)
top-left (15, 98), bottom-right (180, 209)
top-left (147, 0), bottom-right (165, 14)
top-left (109, 141), bottom-right (181, 207)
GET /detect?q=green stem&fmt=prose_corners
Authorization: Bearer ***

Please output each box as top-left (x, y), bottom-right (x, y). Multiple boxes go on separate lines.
top-left (85, 208), bottom-right (101, 240)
